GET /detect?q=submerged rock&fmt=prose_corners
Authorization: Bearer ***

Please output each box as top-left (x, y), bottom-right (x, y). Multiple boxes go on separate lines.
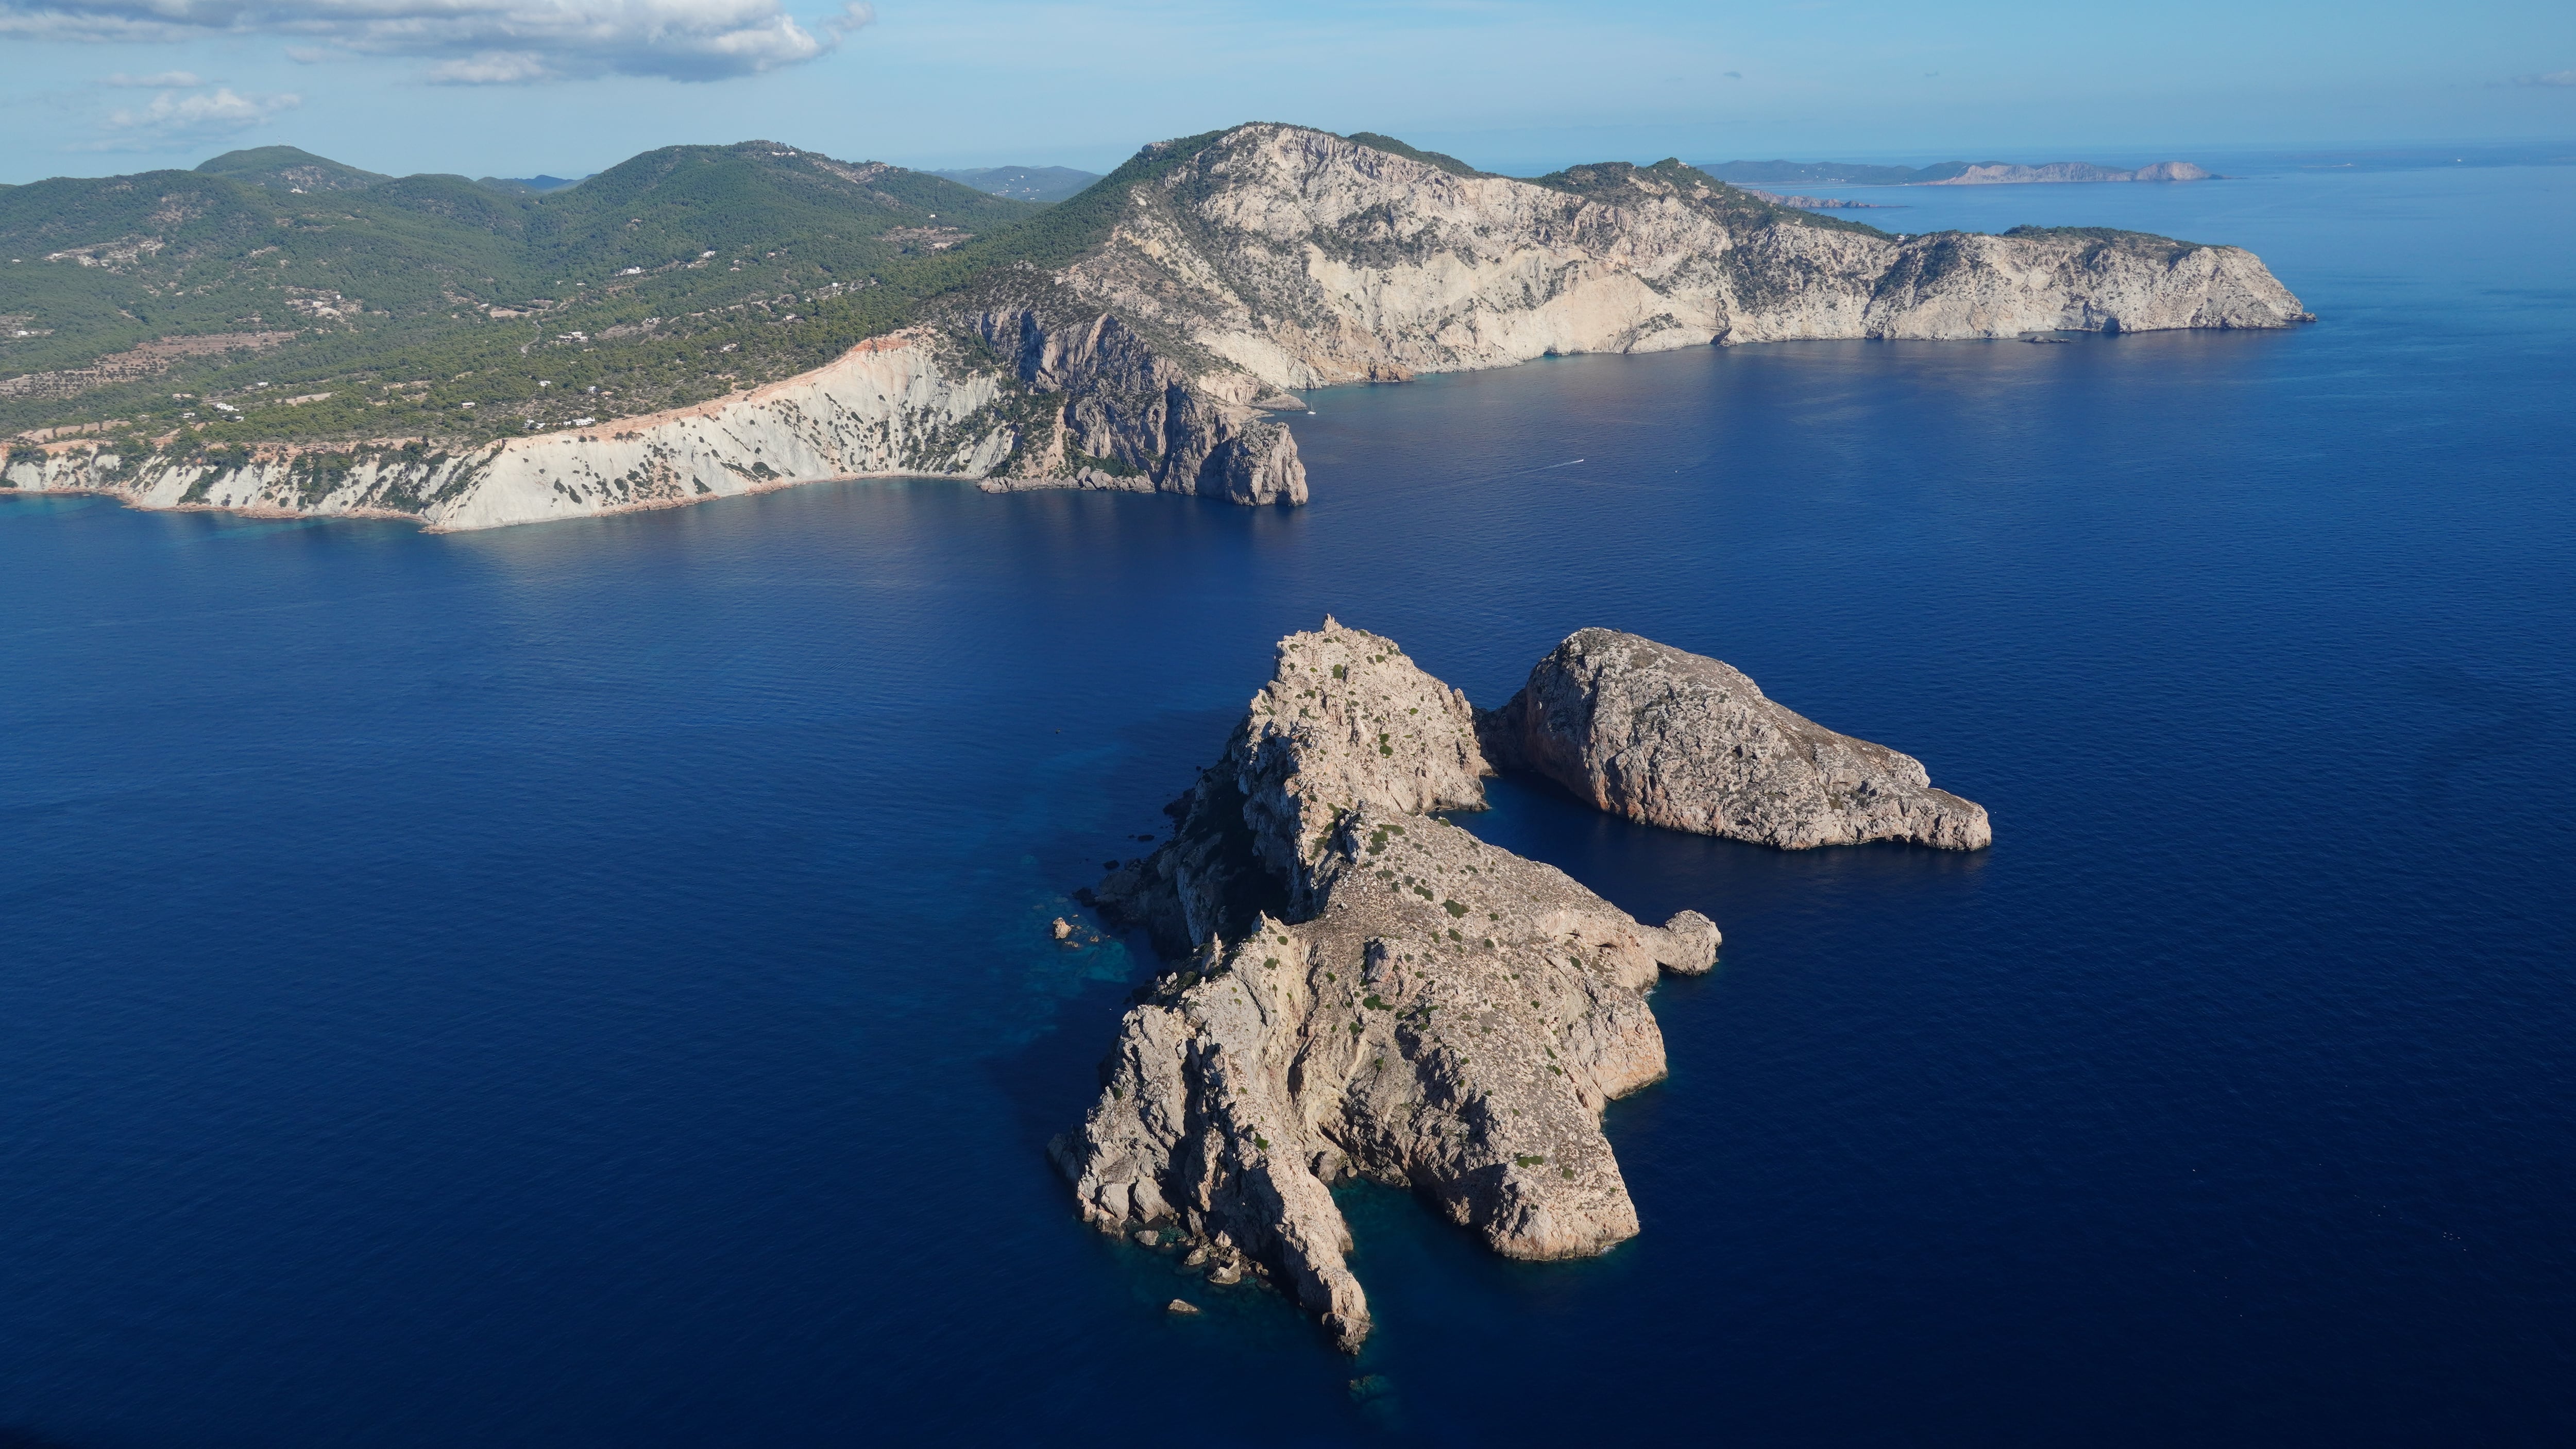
top-left (1058, 619), bottom-right (1718, 1352)
top-left (1479, 628), bottom-right (1990, 850)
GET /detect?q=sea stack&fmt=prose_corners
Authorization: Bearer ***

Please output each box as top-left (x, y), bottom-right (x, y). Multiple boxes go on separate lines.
top-left (1060, 620), bottom-right (1718, 1351)
top-left (1478, 628), bottom-right (1991, 850)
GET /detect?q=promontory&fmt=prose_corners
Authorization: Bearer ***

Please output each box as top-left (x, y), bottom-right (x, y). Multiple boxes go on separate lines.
top-left (6, 125), bottom-right (2308, 529)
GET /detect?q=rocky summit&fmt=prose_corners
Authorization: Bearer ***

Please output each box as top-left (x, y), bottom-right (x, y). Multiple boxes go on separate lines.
top-left (1480, 628), bottom-right (1991, 850)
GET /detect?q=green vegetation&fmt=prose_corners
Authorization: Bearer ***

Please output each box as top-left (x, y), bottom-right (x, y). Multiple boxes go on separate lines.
top-left (2, 126), bottom-right (1980, 455)
top-left (1343, 132), bottom-right (1486, 179)
top-left (2001, 224), bottom-right (2211, 262)
top-left (1, 140), bottom-right (1050, 444)
top-left (1532, 158), bottom-right (1891, 240)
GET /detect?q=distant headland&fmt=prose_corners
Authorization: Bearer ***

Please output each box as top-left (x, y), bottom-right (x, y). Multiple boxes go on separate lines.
top-left (1700, 158), bottom-right (2216, 186)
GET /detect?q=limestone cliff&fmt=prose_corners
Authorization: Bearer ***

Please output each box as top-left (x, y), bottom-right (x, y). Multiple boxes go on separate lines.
top-left (1064, 621), bottom-right (1718, 1350)
top-left (2, 321), bottom-right (1301, 527)
top-left (1028, 127), bottom-right (2307, 388)
top-left (1480, 628), bottom-right (1991, 850)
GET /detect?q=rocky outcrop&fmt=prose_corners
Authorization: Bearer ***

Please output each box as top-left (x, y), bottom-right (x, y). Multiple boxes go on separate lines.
top-left (959, 298), bottom-right (1306, 506)
top-left (1479, 628), bottom-right (1990, 851)
top-left (1062, 620), bottom-right (1718, 1350)
top-left (1040, 126), bottom-right (2307, 390)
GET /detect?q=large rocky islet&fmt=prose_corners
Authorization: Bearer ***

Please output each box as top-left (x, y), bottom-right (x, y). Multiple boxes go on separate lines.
top-left (1057, 620), bottom-right (1986, 1348)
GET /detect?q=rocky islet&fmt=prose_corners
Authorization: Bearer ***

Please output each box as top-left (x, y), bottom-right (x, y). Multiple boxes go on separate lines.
top-left (1058, 621), bottom-right (1987, 1348)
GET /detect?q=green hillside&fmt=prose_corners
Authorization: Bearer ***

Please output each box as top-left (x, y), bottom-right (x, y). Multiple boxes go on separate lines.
top-left (2, 129), bottom-right (1888, 453)
top-left (1, 141), bottom-right (1044, 445)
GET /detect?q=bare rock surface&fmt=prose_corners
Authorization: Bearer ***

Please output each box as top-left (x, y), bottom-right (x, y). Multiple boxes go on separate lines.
top-left (1061, 620), bottom-right (1717, 1350)
top-left (1480, 628), bottom-right (1991, 851)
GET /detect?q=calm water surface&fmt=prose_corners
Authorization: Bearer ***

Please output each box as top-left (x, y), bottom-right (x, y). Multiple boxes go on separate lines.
top-left (2, 165), bottom-right (2571, 1445)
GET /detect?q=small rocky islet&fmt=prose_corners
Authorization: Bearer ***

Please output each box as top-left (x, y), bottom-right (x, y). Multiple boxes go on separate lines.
top-left (1054, 619), bottom-right (1986, 1349)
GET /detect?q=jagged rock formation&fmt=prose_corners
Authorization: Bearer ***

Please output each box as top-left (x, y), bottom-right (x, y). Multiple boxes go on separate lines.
top-left (9, 124), bottom-right (2302, 531)
top-left (1061, 620), bottom-right (1718, 1351)
top-left (1479, 628), bottom-right (1991, 851)
top-left (1026, 126), bottom-right (2306, 388)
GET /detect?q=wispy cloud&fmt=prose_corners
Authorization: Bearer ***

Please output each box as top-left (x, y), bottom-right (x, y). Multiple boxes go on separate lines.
top-left (2512, 70), bottom-right (2576, 87)
top-left (80, 84), bottom-right (300, 148)
top-left (0, 0), bottom-right (874, 82)
top-left (101, 69), bottom-right (205, 86)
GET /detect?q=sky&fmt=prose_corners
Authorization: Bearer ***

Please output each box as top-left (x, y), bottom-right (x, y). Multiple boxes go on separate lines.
top-left (2, 0), bottom-right (2572, 185)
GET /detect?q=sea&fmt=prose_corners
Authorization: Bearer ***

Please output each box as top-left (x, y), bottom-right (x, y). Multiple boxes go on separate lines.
top-left (2, 159), bottom-right (2570, 1446)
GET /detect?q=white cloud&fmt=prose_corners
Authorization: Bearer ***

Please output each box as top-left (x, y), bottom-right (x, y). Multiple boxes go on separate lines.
top-left (0, 0), bottom-right (872, 81)
top-left (82, 84), bottom-right (300, 147)
top-left (101, 68), bottom-right (205, 84)
top-left (425, 48), bottom-right (553, 82)
top-left (2514, 70), bottom-right (2576, 87)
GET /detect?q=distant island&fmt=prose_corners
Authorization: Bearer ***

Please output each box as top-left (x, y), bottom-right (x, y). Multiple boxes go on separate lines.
top-left (1701, 158), bottom-right (2215, 186)
top-left (1741, 190), bottom-right (1901, 210)
top-left (4, 127), bottom-right (2302, 530)
top-left (931, 165), bottom-right (1101, 202)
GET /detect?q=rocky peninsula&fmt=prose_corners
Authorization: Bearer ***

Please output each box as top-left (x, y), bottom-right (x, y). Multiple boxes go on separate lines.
top-left (7, 125), bottom-right (2307, 530)
top-left (1057, 621), bottom-right (1985, 1348)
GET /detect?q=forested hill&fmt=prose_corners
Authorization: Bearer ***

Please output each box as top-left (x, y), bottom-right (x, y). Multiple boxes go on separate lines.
top-left (0, 141), bottom-right (1041, 444)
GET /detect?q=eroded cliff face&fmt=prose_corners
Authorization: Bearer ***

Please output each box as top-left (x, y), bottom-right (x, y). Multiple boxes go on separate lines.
top-left (2, 320), bottom-right (1303, 527)
top-left (1064, 621), bottom-right (1719, 1350)
top-left (1046, 126), bottom-right (2310, 388)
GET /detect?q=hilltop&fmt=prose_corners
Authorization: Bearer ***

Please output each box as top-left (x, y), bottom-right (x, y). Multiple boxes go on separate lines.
top-left (0, 140), bottom-right (1038, 444)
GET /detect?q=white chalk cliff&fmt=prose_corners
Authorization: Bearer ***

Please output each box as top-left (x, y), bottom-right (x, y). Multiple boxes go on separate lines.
top-left (6, 124), bottom-right (2308, 529)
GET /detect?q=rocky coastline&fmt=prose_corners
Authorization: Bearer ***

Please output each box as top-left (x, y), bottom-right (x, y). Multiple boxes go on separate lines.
top-left (7, 125), bottom-right (2307, 532)
top-left (1056, 621), bottom-right (1986, 1348)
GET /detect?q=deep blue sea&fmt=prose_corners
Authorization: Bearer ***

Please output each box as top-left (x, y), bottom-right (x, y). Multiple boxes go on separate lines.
top-left (3, 163), bottom-right (2571, 1446)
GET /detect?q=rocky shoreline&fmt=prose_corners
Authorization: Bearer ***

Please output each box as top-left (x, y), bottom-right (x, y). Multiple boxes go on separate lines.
top-left (6, 125), bottom-right (2307, 532)
top-left (1055, 621), bottom-right (1987, 1348)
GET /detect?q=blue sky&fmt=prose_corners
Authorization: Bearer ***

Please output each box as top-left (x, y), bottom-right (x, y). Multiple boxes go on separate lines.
top-left (3, 0), bottom-right (2571, 184)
